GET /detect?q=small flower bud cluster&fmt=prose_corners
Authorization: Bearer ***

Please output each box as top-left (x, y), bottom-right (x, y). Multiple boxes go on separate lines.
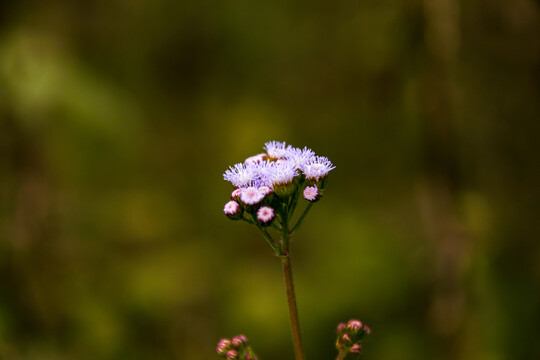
top-left (335, 319), bottom-right (371, 356)
top-left (216, 335), bottom-right (258, 360)
top-left (222, 141), bottom-right (335, 250)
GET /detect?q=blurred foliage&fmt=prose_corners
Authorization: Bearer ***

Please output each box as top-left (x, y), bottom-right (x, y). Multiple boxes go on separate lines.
top-left (1, 0), bottom-right (540, 359)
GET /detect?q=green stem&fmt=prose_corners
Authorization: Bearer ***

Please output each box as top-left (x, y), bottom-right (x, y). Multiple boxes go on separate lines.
top-left (288, 187), bottom-right (301, 221)
top-left (290, 202), bottom-right (314, 234)
top-left (256, 225), bottom-right (282, 256)
top-left (336, 349), bottom-right (349, 360)
top-left (281, 254), bottom-right (305, 360)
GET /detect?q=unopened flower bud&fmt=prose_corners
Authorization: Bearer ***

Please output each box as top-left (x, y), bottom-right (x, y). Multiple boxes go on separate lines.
top-left (303, 186), bottom-right (319, 202)
top-left (258, 186), bottom-right (272, 197)
top-left (363, 325), bottom-right (372, 336)
top-left (347, 319), bottom-right (363, 333)
top-left (231, 188), bottom-right (242, 199)
top-left (336, 322), bottom-right (346, 333)
top-left (226, 350), bottom-right (238, 360)
top-left (232, 334), bottom-right (248, 348)
top-left (349, 343), bottom-right (362, 355)
top-left (216, 339), bottom-right (231, 355)
top-left (257, 206), bottom-right (275, 224)
top-left (341, 333), bottom-right (352, 345)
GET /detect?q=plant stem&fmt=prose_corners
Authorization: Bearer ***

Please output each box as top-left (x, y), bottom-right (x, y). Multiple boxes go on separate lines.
top-left (256, 225), bottom-right (282, 256)
top-left (281, 254), bottom-right (305, 360)
top-left (290, 202), bottom-right (314, 234)
top-left (336, 350), bottom-right (348, 360)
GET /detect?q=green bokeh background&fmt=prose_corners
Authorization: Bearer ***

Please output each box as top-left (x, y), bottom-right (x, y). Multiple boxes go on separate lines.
top-left (1, 1), bottom-right (539, 359)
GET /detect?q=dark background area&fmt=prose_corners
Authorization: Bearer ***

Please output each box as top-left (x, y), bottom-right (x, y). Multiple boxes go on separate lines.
top-left (1, 1), bottom-right (540, 359)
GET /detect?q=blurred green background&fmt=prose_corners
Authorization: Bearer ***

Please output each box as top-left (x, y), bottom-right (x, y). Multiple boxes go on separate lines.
top-left (1, 1), bottom-right (540, 359)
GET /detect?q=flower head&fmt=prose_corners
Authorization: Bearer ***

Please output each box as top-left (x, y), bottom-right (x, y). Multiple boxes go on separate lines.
top-left (303, 186), bottom-right (319, 202)
top-left (216, 339), bottom-right (231, 355)
top-left (264, 141), bottom-right (289, 160)
top-left (257, 206), bottom-right (275, 223)
top-left (284, 146), bottom-right (315, 170)
top-left (224, 163), bottom-right (258, 188)
top-left (226, 350), bottom-right (238, 360)
top-left (239, 187), bottom-right (265, 205)
top-left (301, 156), bottom-right (335, 183)
top-left (223, 201), bottom-right (240, 215)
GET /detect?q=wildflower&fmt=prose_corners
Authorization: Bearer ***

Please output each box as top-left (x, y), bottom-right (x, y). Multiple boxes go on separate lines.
top-left (301, 156), bottom-right (335, 185)
top-left (303, 186), bottom-right (319, 202)
top-left (240, 187), bottom-right (265, 205)
top-left (257, 206), bottom-right (275, 224)
top-left (264, 141), bottom-right (289, 160)
top-left (284, 146), bottom-right (315, 170)
top-left (224, 201), bottom-right (240, 215)
top-left (216, 339), bottom-right (231, 355)
top-left (261, 161), bottom-right (298, 196)
top-left (224, 163), bottom-right (257, 188)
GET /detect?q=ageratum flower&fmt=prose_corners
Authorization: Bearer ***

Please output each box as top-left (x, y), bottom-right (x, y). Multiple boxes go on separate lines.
top-left (264, 141), bottom-right (289, 160)
top-left (284, 146), bottom-right (315, 170)
top-left (301, 156), bottom-right (335, 185)
top-left (224, 163), bottom-right (258, 188)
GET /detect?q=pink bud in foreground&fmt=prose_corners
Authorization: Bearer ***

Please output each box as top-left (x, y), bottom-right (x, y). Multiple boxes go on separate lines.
top-left (347, 319), bottom-right (363, 332)
top-left (350, 343), bottom-right (362, 355)
top-left (232, 334), bottom-right (248, 347)
top-left (216, 339), bottom-right (231, 355)
top-left (226, 350), bottom-right (238, 360)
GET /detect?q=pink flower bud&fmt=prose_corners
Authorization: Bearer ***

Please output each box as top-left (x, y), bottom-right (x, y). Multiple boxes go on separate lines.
top-left (336, 322), bottom-right (346, 333)
top-left (224, 201), bottom-right (240, 215)
top-left (350, 343), bottom-right (362, 355)
top-left (216, 339), bottom-right (231, 354)
top-left (363, 325), bottom-right (372, 335)
top-left (231, 188), bottom-right (242, 199)
top-left (341, 333), bottom-right (352, 345)
top-left (257, 206), bottom-right (274, 223)
top-left (226, 350), bottom-right (238, 360)
top-left (303, 186), bottom-right (319, 201)
top-left (347, 319), bottom-right (363, 332)
top-left (232, 334), bottom-right (248, 347)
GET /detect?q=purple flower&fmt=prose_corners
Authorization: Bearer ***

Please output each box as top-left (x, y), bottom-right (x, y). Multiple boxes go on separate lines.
top-left (264, 141), bottom-right (289, 159)
top-left (261, 161), bottom-right (298, 187)
top-left (301, 156), bottom-right (335, 181)
top-left (284, 146), bottom-right (315, 170)
top-left (224, 163), bottom-right (258, 188)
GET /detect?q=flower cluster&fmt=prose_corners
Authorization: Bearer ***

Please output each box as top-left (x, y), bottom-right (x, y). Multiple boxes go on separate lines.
top-left (216, 335), bottom-right (258, 360)
top-left (222, 141), bottom-right (335, 250)
top-left (335, 319), bottom-right (372, 357)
